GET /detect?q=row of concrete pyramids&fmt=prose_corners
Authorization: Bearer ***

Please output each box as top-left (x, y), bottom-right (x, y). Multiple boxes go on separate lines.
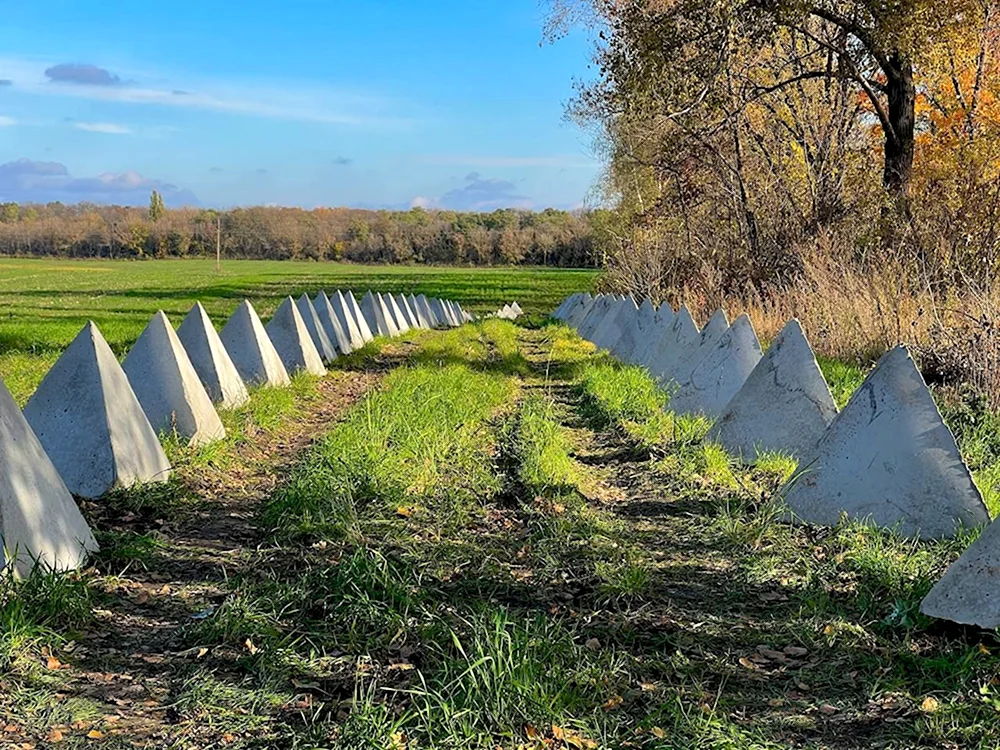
top-left (0, 290), bottom-right (470, 578)
top-left (492, 302), bottom-right (524, 320)
top-left (554, 292), bottom-right (1000, 629)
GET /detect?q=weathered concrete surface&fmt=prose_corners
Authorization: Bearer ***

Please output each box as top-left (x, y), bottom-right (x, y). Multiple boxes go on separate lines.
top-left (592, 298), bottom-right (638, 351)
top-left (1, 376), bottom-right (99, 576)
top-left (360, 291), bottom-right (398, 338)
top-left (315, 291), bottom-right (355, 354)
top-left (266, 297), bottom-right (327, 376)
top-left (329, 290), bottom-right (367, 349)
top-left (176, 302), bottom-right (250, 408)
top-left (416, 294), bottom-right (440, 328)
top-left (553, 293), bottom-right (579, 320)
top-left (782, 345), bottom-right (990, 540)
top-left (669, 314), bottom-right (763, 417)
top-left (220, 300), bottom-right (292, 388)
top-left (511, 301), bottom-right (523, 316)
top-left (701, 309), bottom-right (729, 341)
top-left (445, 300), bottom-right (462, 326)
top-left (407, 294), bottom-right (431, 328)
top-left (398, 294), bottom-right (422, 329)
top-left (569, 294), bottom-right (596, 329)
top-left (24, 322), bottom-right (172, 499)
top-left (385, 293), bottom-right (411, 333)
top-left (646, 306), bottom-right (701, 382)
top-left (296, 294), bottom-right (338, 363)
top-left (578, 296), bottom-right (613, 340)
top-left (708, 319), bottom-right (838, 462)
top-left (613, 298), bottom-right (656, 363)
top-left (663, 308), bottom-right (730, 388)
top-left (920, 515), bottom-right (1000, 627)
top-left (123, 311), bottom-right (226, 446)
top-left (344, 291), bottom-right (375, 342)
top-left (428, 298), bottom-right (448, 327)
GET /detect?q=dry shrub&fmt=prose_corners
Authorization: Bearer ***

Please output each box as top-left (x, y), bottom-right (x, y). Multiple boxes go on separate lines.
top-left (668, 250), bottom-right (1000, 404)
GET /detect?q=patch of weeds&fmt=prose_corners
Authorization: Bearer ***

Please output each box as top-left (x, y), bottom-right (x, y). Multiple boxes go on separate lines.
top-left (578, 361), bottom-right (667, 427)
top-left (817, 355), bottom-right (866, 408)
top-left (99, 477), bottom-right (192, 522)
top-left (90, 530), bottom-right (162, 572)
top-left (260, 363), bottom-right (516, 541)
top-left (509, 393), bottom-right (578, 496)
top-left (539, 322), bottom-right (595, 381)
top-left (0, 570), bottom-right (94, 673)
top-left (174, 672), bottom-right (294, 732)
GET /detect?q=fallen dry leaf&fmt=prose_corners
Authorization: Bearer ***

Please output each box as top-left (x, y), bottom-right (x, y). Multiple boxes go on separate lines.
top-left (738, 657), bottom-right (757, 670)
top-left (817, 703), bottom-right (838, 715)
top-left (602, 694), bottom-right (624, 711)
top-left (585, 638), bottom-right (601, 651)
top-left (651, 726), bottom-right (667, 739)
top-left (244, 638), bottom-right (259, 655)
top-left (525, 724), bottom-right (540, 740)
top-left (46, 728), bottom-right (64, 743)
top-left (921, 696), bottom-right (940, 713)
top-left (45, 656), bottom-right (62, 670)
top-left (87, 730), bottom-right (103, 739)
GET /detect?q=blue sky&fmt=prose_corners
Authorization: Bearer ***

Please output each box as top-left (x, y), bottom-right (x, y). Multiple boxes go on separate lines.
top-left (0, 0), bottom-right (601, 211)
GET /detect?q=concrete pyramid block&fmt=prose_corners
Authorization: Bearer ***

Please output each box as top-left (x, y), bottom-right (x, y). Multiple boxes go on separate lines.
top-left (220, 300), bottom-right (292, 388)
top-left (781, 345), bottom-right (990, 539)
top-left (613, 298), bottom-right (656, 363)
top-left (920, 515), bottom-right (1000, 627)
top-left (511, 301), bottom-right (523, 316)
top-left (416, 294), bottom-right (440, 328)
top-left (123, 311), bottom-right (226, 446)
top-left (701, 308), bottom-right (729, 341)
top-left (0, 376), bottom-right (99, 576)
top-left (593, 298), bottom-right (638, 351)
top-left (361, 291), bottom-right (398, 337)
top-left (266, 297), bottom-right (327, 376)
top-left (646, 306), bottom-right (701, 379)
top-left (315, 291), bottom-right (356, 354)
top-left (708, 319), bottom-right (838, 462)
top-left (553, 293), bottom-right (575, 321)
top-left (669, 314), bottom-right (763, 417)
top-left (176, 302), bottom-right (250, 409)
top-left (407, 294), bottom-right (431, 328)
top-left (657, 301), bottom-right (674, 322)
top-left (24, 322), bottom-right (172, 499)
top-left (384, 293), bottom-right (411, 333)
top-left (663, 308), bottom-right (730, 387)
top-left (567, 294), bottom-right (596, 329)
top-left (445, 300), bottom-right (461, 327)
top-left (398, 294), bottom-right (422, 329)
top-left (578, 296), bottom-right (613, 339)
top-left (296, 294), bottom-right (338, 363)
top-left (344, 291), bottom-right (375, 342)
top-left (329, 290), bottom-right (367, 349)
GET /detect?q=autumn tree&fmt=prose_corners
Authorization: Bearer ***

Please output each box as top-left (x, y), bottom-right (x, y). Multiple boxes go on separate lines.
top-left (552, 0), bottom-right (982, 205)
top-left (148, 190), bottom-right (166, 222)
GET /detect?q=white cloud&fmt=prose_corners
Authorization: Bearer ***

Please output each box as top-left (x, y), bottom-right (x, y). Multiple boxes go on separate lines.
top-left (0, 116), bottom-right (16, 127)
top-left (0, 56), bottom-right (413, 129)
top-left (74, 121), bottom-right (131, 134)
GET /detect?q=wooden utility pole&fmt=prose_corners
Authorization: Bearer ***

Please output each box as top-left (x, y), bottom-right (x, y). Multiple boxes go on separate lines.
top-left (216, 215), bottom-right (222, 272)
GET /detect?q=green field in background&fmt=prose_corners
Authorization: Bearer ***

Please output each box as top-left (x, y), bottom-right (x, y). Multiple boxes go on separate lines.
top-left (0, 258), bottom-right (598, 402)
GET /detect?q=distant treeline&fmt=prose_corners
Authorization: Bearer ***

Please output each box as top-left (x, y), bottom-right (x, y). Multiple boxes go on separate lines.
top-left (0, 201), bottom-right (601, 267)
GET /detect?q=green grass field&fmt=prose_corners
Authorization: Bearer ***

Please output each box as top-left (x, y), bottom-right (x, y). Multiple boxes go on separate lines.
top-left (0, 258), bottom-right (597, 402)
top-left (3, 319), bottom-right (1000, 749)
top-left (3, 263), bottom-right (1000, 747)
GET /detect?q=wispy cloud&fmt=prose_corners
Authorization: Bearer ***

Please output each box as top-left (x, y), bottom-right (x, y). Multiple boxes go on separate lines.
top-left (418, 155), bottom-right (597, 169)
top-left (0, 158), bottom-right (199, 206)
top-left (0, 116), bottom-right (16, 126)
top-left (0, 80), bottom-right (12, 87)
top-left (74, 121), bottom-right (131, 134)
top-left (0, 57), bottom-right (413, 129)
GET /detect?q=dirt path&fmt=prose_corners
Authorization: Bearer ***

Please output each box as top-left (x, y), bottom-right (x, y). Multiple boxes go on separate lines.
top-left (10, 368), bottom-right (380, 747)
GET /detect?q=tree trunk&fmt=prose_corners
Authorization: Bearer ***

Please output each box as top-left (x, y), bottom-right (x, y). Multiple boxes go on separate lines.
top-left (883, 53), bottom-right (915, 202)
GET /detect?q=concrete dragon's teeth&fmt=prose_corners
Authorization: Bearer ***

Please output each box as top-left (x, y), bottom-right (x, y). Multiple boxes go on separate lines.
top-left (781, 345), bottom-right (990, 540)
top-left (123, 311), bottom-right (226, 447)
top-left (176, 302), bottom-right (249, 408)
top-left (23, 321), bottom-right (172, 499)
